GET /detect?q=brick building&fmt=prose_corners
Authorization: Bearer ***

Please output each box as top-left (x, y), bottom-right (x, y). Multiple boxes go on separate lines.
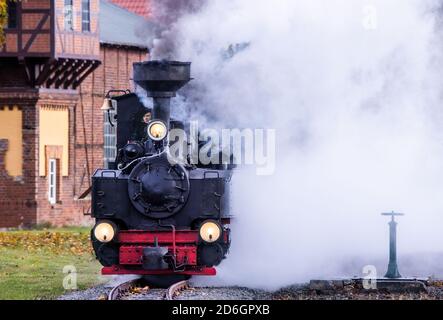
top-left (0, 0), bottom-right (150, 228)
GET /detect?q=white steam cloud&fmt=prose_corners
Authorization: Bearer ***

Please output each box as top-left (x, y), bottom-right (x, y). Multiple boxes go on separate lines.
top-left (151, 0), bottom-right (443, 289)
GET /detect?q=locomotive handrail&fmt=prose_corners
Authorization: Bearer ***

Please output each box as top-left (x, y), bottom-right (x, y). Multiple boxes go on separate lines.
top-left (158, 222), bottom-right (177, 266)
top-left (117, 156), bottom-right (148, 171)
top-left (105, 89), bottom-right (131, 98)
top-left (203, 171), bottom-right (220, 179)
top-left (100, 170), bottom-right (117, 178)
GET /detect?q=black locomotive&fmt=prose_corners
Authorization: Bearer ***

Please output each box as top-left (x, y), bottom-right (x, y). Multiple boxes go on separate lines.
top-left (90, 61), bottom-right (233, 282)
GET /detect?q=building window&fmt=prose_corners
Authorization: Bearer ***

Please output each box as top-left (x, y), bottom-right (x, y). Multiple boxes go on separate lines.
top-left (48, 158), bottom-right (58, 204)
top-left (82, 0), bottom-right (91, 32)
top-left (64, 0), bottom-right (74, 31)
top-left (6, 0), bottom-right (17, 29)
top-left (103, 110), bottom-right (117, 169)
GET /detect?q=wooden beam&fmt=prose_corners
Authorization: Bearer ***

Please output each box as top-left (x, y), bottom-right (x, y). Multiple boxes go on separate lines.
top-left (55, 59), bottom-right (79, 88)
top-left (73, 60), bottom-right (101, 89)
top-left (63, 60), bottom-right (89, 89)
top-left (50, 0), bottom-right (55, 57)
top-left (21, 9), bottom-right (52, 14)
top-left (22, 12), bottom-right (50, 54)
top-left (17, 1), bottom-right (22, 57)
top-left (35, 59), bottom-right (60, 86)
top-left (46, 59), bottom-right (72, 87)
top-left (24, 59), bottom-right (37, 86)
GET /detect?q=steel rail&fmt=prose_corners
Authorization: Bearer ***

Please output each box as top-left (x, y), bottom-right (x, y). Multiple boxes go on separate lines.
top-left (108, 278), bottom-right (189, 300)
top-left (108, 279), bottom-right (141, 300)
top-left (165, 280), bottom-right (189, 300)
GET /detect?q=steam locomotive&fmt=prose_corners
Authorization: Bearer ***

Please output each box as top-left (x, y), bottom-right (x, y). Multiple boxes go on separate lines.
top-left (91, 61), bottom-right (233, 284)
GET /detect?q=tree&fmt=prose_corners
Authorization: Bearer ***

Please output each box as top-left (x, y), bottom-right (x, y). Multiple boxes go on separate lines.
top-left (0, 0), bottom-right (12, 46)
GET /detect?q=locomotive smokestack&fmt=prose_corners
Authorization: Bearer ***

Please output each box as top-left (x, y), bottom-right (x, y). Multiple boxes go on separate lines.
top-left (133, 60), bottom-right (191, 128)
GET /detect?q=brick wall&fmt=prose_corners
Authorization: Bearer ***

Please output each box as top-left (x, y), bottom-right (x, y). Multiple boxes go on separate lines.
top-left (0, 140), bottom-right (34, 227)
top-left (1, 0), bottom-right (53, 56)
top-left (0, 91), bottom-right (39, 228)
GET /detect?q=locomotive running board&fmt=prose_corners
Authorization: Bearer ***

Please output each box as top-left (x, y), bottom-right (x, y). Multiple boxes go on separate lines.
top-left (101, 266), bottom-right (216, 276)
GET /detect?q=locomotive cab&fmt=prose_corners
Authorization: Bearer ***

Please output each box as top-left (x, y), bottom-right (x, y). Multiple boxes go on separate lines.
top-left (91, 61), bottom-right (233, 279)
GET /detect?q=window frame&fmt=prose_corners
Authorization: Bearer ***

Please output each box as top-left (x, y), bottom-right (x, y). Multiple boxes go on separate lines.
top-left (64, 0), bottom-right (74, 31)
top-left (81, 0), bottom-right (91, 32)
top-left (103, 109), bottom-right (117, 169)
top-left (48, 158), bottom-right (57, 205)
top-left (6, 0), bottom-right (18, 29)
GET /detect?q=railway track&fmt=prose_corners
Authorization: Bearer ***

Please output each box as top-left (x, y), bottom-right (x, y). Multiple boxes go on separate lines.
top-left (165, 280), bottom-right (189, 300)
top-left (108, 278), bottom-right (189, 300)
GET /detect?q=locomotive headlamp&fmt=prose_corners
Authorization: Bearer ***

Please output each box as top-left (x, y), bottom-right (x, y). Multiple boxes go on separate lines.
top-left (199, 221), bottom-right (222, 243)
top-left (93, 221), bottom-right (116, 243)
top-left (147, 120), bottom-right (167, 141)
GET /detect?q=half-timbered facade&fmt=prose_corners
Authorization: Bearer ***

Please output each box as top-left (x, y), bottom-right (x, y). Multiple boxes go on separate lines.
top-left (1, 0), bottom-right (100, 88)
top-left (0, 0), bottom-right (149, 228)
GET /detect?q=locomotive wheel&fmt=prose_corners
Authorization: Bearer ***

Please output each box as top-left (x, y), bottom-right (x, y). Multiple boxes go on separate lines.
top-left (141, 275), bottom-right (191, 288)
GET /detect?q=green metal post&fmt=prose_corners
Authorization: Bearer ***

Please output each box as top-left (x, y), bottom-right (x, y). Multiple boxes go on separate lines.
top-left (381, 211), bottom-right (404, 279)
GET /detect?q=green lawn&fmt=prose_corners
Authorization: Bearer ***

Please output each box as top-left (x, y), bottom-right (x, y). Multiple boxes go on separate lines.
top-left (0, 228), bottom-right (105, 300)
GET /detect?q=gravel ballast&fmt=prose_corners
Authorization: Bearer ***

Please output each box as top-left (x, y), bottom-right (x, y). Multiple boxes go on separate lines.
top-left (57, 276), bottom-right (443, 300)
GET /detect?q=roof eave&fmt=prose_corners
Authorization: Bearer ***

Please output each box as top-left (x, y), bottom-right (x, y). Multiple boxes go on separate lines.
top-left (100, 41), bottom-right (150, 50)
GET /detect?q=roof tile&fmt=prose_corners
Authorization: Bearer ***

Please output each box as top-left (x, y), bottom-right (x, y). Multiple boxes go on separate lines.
top-left (108, 0), bottom-right (151, 18)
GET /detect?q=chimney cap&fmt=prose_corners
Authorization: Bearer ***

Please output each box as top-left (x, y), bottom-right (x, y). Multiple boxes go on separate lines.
top-left (133, 60), bottom-right (192, 97)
